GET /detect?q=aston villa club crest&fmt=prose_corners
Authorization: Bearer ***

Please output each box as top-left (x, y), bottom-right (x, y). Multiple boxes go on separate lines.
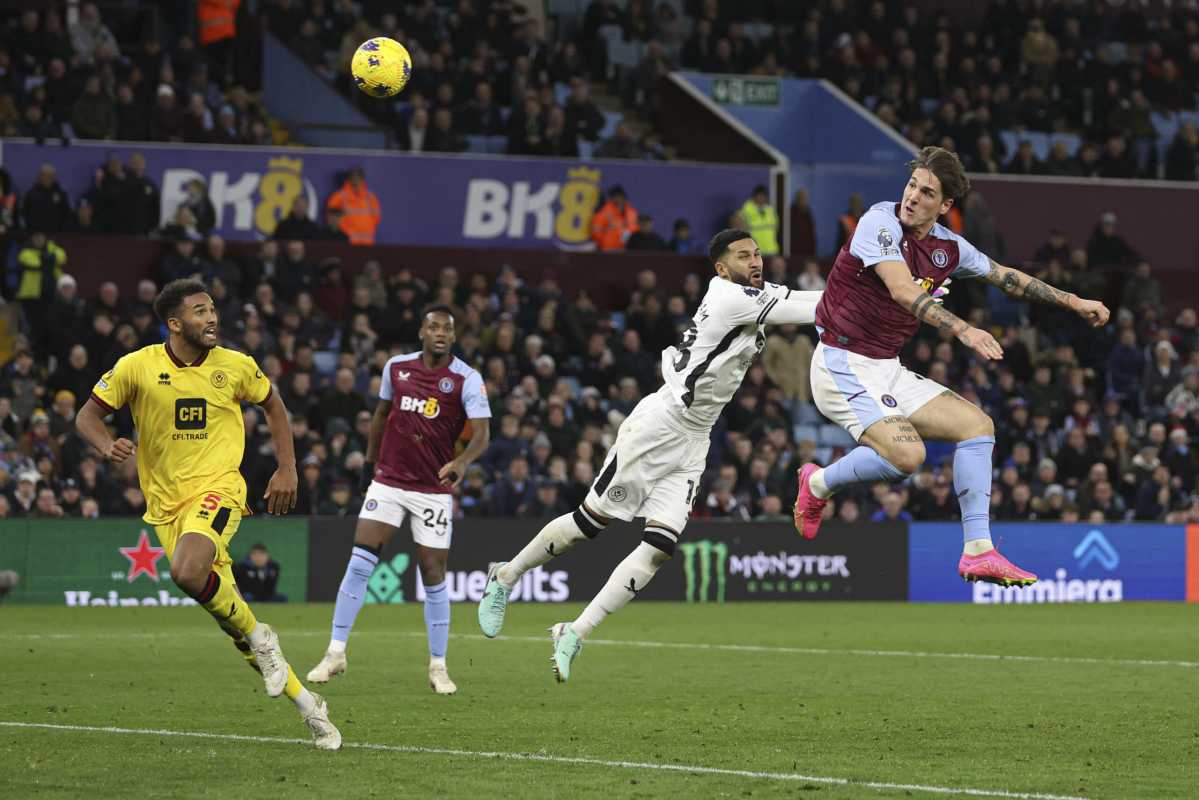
top-left (438, 377), bottom-right (454, 394)
top-left (932, 248), bottom-right (949, 268)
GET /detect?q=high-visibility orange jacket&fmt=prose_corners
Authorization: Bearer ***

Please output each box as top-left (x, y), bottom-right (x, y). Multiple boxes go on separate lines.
top-left (326, 180), bottom-right (382, 245)
top-left (590, 200), bottom-right (638, 251)
top-left (198, 0), bottom-right (240, 45)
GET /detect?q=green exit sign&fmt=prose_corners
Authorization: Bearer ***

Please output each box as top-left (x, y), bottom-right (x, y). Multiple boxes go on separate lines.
top-left (711, 77), bottom-right (780, 106)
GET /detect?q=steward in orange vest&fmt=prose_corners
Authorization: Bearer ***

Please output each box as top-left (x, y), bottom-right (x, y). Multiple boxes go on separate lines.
top-left (590, 185), bottom-right (639, 251)
top-left (326, 168), bottom-right (382, 245)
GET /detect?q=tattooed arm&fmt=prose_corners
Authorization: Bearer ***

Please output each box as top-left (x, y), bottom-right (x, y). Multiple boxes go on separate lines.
top-left (875, 260), bottom-right (1004, 360)
top-left (983, 259), bottom-right (1111, 326)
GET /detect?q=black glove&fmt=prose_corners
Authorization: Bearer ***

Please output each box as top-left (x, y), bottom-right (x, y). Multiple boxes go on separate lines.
top-left (360, 461), bottom-right (375, 494)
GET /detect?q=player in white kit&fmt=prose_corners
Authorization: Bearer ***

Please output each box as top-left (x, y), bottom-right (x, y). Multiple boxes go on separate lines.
top-left (477, 229), bottom-right (823, 682)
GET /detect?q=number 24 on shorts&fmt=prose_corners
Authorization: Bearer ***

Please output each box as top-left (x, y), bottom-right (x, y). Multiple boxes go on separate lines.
top-left (421, 507), bottom-right (448, 528)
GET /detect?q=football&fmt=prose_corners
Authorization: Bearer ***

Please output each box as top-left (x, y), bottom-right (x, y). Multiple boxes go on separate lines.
top-left (351, 37), bottom-right (412, 98)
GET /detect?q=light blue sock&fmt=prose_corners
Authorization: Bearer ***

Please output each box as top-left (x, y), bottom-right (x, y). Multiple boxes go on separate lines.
top-left (331, 546), bottom-right (378, 645)
top-left (954, 435), bottom-right (995, 544)
top-left (823, 446), bottom-right (908, 492)
top-left (424, 580), bottom-right (450, 659)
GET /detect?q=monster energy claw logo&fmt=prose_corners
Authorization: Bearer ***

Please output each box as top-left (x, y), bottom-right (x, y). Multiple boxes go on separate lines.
top-left (679, 540), bottom-right (728, 603)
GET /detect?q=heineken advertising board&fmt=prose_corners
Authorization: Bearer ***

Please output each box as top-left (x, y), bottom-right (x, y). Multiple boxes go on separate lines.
top-left (0, 518), bottom-right (308, 606)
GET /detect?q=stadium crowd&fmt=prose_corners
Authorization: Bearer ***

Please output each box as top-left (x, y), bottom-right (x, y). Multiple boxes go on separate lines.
top-left (11, 2), bottom-right (1199, 177)
top-left (0, 3), bottom-right (270, 146)
top-left (3, 204), bottom-right (1198, 526)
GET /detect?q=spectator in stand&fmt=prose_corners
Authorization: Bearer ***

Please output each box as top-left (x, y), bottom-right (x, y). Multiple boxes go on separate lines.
top-left (1087, 212), bottom-right (1138, 269)
top-left (1107, 319), bottom-right (1143, 397)
top-left (427, 107), bottom-right (468, 153)
top-left (233, 543), bottom-right (287, 603)
top-left (45, 275), bottom-right (90, 364)
top-left (326, 167), bottom-right (381, 245)
top-left (23, 165), bottom-right (71, 234)
top-left (590, 185), bottom-right (638, 252)
top-left (181, 92), bottom-right (215, 143)
top-left (1099, 135), bottom-right (1138, 179)
top-left (1121, 261), bottom-right (1164, 317)
top-left (489, 455), bottom-right (535, 516)
top-left (178, 178), bottom-right (216, 235)
top-left (1006, 140), bottom-right (1044, 175)
top-left (625, 214), bottom-right (667, 250)
top-left (159, 236), bottom-right (205, 284)
top-left (1166, 122), bottom-right (1199, 182)
top-left (1143, 340), bottom-right (1182, 412)
top-left (740, 185), bottom-right (779, 256)
top-left (150, 84), bottom-right (184, 141)
top-left (114, 85), bottom-right (149, 142)
top-left (316, 367), bottom-right (366, 434)
top-left (541, 106), bottom-right (579, 157)
top-left (71, 75), bottom-right (116, 140)
top-left (87, 155), bottom-right (128, 234)
top-left (796, 259), bottom-right (826, 291)
top-left (398, 106), bottom-right (431, 152)
top-left (596, 121), bottom-right (642, 160)
top-left (668, 218), bottom-right (695, 253)
top-left (14, 232), bottom-right (66, 350)
top-left (790, 188), bottom-right (817, 257)
top-left (124, 154), bottom-right (161, 235)
top-left (872, 490), bottom-right (913, 522)
top-left (273, 195), bottom-right (322, 241)
top-left (274, 239), bottom-right (317, 302)
top-left (833, 192), bottom-right (864, 253)
top-left (48, 345), bottom-right (97, 410)
top-left (320, 207), bottom-right (350, 242)
top-left (69, 3), bottom-right (120, 65)
top-left (461, 82), bottom-right (504, 136)
top-left (211, 105), bottom-right (242, 145)
top-left (563, 78), bottom-right (605, 144)
top-left (762, 324), bottom-right (814, 403)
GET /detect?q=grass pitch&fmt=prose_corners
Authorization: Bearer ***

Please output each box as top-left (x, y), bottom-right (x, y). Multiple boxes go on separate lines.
top-left (2, 602), bottom-right (1198, 799)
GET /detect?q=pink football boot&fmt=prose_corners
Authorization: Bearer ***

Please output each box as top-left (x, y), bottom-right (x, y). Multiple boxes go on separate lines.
top-left (958, 549), bottom-right (1038, 587)
top-left (792, 463), bottom-right (828, 540)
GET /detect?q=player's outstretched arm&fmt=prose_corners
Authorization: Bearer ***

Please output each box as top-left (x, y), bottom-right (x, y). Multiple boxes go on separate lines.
top-left (258, 389), bottom-right (298, 515)
top-left (75, 398), bottom-right (135, 463)
top-left (438, 419), bottom-right (490, 489)
top-left (875, 260), bottom-right (1004, 360)
top-left (983, 260), bottom-right (1110, 327)
top-left (762, 295), bottom-right (820, 325)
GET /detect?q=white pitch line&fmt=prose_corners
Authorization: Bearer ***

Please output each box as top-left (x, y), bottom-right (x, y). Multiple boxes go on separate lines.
top-left (0, 720), bottom-right (1089, 800)
top-left (7, 628), bottom-right (1199, 670)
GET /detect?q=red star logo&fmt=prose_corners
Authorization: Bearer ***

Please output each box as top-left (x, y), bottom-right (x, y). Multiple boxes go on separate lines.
top-left (120, 530), bottom-right (166, 583)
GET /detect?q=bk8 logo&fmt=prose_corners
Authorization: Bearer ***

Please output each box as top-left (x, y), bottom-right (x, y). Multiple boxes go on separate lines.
top-left (398, 396), bottom-right (440, 419)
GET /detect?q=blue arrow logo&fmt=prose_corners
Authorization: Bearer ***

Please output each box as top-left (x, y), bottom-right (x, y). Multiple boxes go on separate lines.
top-left (1074, 530), bottom-right (1120, 571)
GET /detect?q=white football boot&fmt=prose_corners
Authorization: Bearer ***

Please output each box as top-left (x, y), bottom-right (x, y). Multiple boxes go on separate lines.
top-left (303, 692), bottom-right (343, 750)
top-left (249, 624), bottom-right (289, 697)
top-left (306, 650), bottom-right (348, 683)
top-left (428, 661), bottom-right (458, 695)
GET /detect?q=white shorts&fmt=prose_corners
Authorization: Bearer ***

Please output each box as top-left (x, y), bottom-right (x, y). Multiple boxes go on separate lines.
top-left (585, 392), bottom-right (710, 535)
top-left (810, 341), bottom-right (946, 441)
top-left (359, 482), bottom-right (454, 549)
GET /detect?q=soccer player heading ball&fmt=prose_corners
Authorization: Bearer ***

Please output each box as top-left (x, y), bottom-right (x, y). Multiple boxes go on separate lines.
top-left (75, 278), bottom-right (341, 749)
top-left (479, 229), bottom-right (823, 682)
top-left (794, 146), bottom-right (1110, 585)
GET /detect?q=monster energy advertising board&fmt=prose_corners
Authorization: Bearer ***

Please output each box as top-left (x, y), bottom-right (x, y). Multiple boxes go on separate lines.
top-left (306, 519), bottom-right (908, 603)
